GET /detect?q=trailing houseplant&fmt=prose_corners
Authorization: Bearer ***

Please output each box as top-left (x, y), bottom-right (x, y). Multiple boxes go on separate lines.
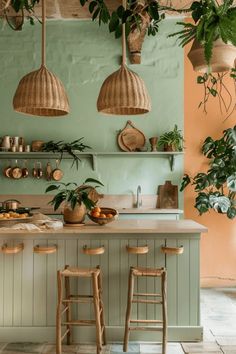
top-left (196, 68), bottom-right (236, 117)
top-left (1, 0), bottom-right (40, 30)
top-left (45, 178), bottom-right (104, 224)
top-left (42, 138), bottom-right (91, 169)
top-left (180, 125), bottom-right (236, 219)
top-left (169, 0), bottom-right (236, 116)
top-left (158, 125), bottom-right (184, 151)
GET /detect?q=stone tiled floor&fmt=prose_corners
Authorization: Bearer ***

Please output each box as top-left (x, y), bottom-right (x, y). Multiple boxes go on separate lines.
top-left (0, 288), bottom-right (236, 354)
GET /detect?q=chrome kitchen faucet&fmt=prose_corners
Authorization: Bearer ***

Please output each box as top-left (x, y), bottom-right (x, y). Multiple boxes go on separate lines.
top-left (136, 185), bottom-right (142, 208)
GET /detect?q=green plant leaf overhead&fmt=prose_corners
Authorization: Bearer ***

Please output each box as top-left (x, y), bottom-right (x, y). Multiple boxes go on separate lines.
top-left (169, 0), bottom-right (236, 67)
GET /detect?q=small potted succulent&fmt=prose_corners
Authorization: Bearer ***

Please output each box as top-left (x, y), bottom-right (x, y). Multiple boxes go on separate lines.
top-left (45, 178), bottom-right (104, 224)
top-left (158, 125), bottom-right (184, 152)
top-left (180, 125), bottom-right (236, 219)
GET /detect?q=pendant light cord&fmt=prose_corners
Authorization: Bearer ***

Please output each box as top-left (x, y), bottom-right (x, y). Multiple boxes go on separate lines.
top-left (122, 0), bottom-right (126, 66)
top-left (42, 0), bottom-right (46, 67)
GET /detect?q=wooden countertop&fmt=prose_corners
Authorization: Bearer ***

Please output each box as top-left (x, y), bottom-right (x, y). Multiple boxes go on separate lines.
top-left (117, 208), bottom-right (183, 214)
top-left (0, 219), bottom-right (207, 234)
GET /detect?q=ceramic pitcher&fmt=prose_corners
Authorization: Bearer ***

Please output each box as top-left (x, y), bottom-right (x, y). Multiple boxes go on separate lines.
top-left (1, 136), bottom-right (12, 150)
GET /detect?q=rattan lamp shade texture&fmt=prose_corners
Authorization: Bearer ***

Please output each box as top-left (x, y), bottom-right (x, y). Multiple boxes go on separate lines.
top-left (97, 64), bottom-right (151, 115)
top-left (13, 65), bottom-right (69, 117)
top-left (97, 0), bottom-right (151, 116)
top-left (12, 0), bottom-right (69, 117)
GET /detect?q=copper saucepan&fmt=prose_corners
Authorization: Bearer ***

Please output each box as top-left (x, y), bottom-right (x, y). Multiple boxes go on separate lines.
top-left (1, 199), bottom-right (21, 211)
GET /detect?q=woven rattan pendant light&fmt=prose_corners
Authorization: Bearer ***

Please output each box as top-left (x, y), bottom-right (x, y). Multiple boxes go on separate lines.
top-left (97, 1), bottom-right (151, 115)
top-left (13, 0), bottom-right (69, 117)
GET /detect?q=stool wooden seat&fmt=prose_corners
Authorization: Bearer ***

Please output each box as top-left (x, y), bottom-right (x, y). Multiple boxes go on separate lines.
top-left (123, 266), bottom-right (167, 354)
top-left (61, 267), bottom-right (100, 277)
top-left (131, 267), bottom-right (165, 277)
top-left (56, 265), bottom-right (106, 354)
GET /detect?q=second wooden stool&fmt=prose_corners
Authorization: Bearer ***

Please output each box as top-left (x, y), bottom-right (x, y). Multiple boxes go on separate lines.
top-left (123, 245), bottom-right (167, 354)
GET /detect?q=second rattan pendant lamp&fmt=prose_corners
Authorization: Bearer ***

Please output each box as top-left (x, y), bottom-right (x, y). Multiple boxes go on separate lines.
top-left (13, 0), bottom-right (69, 117)
top-left (97, 1), bottom-right (151, 115)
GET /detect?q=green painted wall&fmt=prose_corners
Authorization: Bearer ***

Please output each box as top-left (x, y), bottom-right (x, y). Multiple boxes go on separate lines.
top-left (0, 19), bottom-right (184, 196)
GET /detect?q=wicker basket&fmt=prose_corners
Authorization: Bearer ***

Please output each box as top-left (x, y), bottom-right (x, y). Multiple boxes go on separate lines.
top-left (188, 38), bottom-right (236, 73)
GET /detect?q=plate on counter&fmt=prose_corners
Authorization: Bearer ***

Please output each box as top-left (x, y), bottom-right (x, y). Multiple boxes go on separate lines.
top-left (0, 212), bottom-right (33, 227)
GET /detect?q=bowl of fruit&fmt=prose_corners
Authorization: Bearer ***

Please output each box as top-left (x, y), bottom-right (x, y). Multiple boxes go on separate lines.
top-left (88, 207), bottom-right (118, 225)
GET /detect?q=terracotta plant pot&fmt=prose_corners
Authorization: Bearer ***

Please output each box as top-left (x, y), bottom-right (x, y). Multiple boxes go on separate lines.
top-left (164, 144), bottom-right (175, 152)
top-left (63, 203), bottom-right (87, 224)
top-left (187, 38), bottom-right (236, 73)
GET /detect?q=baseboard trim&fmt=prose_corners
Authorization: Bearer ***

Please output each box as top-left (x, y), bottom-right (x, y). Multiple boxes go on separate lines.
top-left (0, 326), bottom-right (203, 342)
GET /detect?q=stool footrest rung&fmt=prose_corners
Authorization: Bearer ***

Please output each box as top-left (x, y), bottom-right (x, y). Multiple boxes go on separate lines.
top-left (63, 298), bottom-right (93, 304)
top-left (61, 306), bottom-right (69, 316)
top-left (62, 320), bottom-right (96, 326)
top-left (70, 295), bottom-right (93, 298)
top-left (60, 329), bottom-right (70, 342)
top-left (130, 319), bottom-right (163, 324)
top-left (132, 299), bottom-right (162, 304)
top-left (133, 293), bottom-right (161, 297)
top-left (129, 326), bottom-right (163, 332)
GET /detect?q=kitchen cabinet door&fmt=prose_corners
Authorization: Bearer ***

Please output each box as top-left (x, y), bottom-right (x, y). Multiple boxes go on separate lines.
top-left (165, 237), bottom-right (200, 327)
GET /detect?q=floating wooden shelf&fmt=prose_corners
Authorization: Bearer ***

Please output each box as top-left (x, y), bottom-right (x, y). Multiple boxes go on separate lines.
top-left (0, 151), bottom-right (184, 171)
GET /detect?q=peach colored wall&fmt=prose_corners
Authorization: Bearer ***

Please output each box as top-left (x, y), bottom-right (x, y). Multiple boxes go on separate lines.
top-left (184, 44), bottom-right (236, 287)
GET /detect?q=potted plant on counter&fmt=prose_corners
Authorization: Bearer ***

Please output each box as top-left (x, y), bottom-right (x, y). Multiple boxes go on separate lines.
top-left (180, 125), bottom-right (236, 219)
top-left (158, 125), bottom-right (184, 152)
top-left (45, 178), bottom-right (104, 224)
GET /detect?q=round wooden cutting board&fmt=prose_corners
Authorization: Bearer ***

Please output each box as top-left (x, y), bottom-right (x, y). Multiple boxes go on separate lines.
top-left (117, 120), bottom-right (146, 152)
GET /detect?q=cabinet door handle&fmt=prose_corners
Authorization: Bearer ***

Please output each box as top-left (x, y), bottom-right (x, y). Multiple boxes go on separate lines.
top-left (82, 245), bottom-right (105, 255)
top-left (161, 245), bottom-right (184, 255)
top-left (126, 245), bottom-right (149, 254)
top-left (34, 245), bottom-right (57, 254)
top-left (1, 243), bottom-right (24, 254)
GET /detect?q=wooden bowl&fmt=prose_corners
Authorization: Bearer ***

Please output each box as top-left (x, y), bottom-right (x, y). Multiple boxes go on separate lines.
top-left (87, 207), bottom-right (118, 225)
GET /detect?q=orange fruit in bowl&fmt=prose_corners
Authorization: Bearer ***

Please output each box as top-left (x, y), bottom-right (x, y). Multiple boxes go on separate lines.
top-left (93, 206), bottom-right (101, 214)
top-left (106, 213), bottom-right (113, 218)
top-left (99, 213), bottom-right (106, 218)
top-left (91, 211), bottom-right (100, 218)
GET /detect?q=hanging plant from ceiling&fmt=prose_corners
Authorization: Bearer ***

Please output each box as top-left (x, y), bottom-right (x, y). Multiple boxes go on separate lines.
top-left (169, 0), bottom-right (236, 117)
top-left (180, 125), bottom-right (236, 219)
top-left (79, 0), bottom-right (188, 63)
top-left (2, 0), bottom-right (40, 30)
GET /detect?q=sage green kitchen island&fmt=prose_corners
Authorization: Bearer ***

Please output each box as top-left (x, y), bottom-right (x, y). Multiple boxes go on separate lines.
top-left (0, 219), bottom-right (207, 343)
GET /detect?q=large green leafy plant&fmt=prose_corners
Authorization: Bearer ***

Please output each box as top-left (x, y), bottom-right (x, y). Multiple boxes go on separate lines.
top-left (3, 0), bottom-right (169, 34)
top-left (169, 0), bottom-right (236, 116)
top-left (169, 0), bottom-right (236, 66)
top-left (181, 126), bottom-right (236, 219)
top-left (79, 0), bottom-right (171, 39)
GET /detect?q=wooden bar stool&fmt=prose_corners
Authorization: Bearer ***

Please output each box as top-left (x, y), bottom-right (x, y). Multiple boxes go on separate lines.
top-left (56, 246), bottom-right (106, 354)
top-left (123, 245), bottom-right (167, 354)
